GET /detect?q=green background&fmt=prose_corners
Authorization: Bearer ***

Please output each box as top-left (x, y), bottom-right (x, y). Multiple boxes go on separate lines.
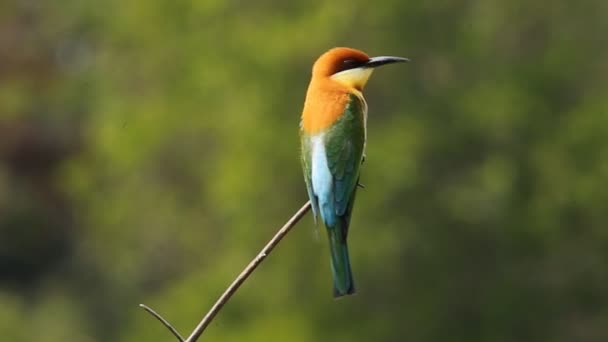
top-left (1, 1), bottom-right (607, 341)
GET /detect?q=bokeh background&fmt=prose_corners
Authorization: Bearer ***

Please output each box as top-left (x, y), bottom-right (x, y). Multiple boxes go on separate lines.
top-left (1, 1), bottom-right (608, 341)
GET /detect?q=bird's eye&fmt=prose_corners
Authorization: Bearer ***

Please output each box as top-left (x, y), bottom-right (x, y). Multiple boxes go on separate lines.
top-left (341, 58), bottom-right (360, 71)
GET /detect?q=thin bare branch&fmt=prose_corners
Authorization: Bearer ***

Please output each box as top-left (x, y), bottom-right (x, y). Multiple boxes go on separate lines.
top-left (139, 304), bottom-right (185, 342)
top-left (184, 201), bottom-right (311, 342)
top-left (140, 201), bottom-right (312, 342)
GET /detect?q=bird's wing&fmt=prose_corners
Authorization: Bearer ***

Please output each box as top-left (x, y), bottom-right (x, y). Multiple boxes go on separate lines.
top-left (325, 93), bottom-right (366, 219)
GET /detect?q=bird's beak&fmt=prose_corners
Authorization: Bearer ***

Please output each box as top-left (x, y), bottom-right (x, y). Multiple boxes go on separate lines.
top-left (365, 56), bottom-right (410, 68)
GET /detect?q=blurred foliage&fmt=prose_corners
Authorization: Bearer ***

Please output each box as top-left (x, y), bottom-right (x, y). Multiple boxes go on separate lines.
top-left (1, 0), bottom-right (608, 341)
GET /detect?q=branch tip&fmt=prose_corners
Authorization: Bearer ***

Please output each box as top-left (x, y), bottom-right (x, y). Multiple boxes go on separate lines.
top-left (140, 303), bottom-right (185, 342)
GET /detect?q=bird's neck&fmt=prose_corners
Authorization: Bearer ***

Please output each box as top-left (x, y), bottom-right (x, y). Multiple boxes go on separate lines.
top-left (301, 78), bottom-right (364, 135)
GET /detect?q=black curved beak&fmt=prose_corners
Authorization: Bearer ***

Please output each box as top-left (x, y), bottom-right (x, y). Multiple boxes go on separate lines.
top-left (365, 56), bottom-right (410, 68)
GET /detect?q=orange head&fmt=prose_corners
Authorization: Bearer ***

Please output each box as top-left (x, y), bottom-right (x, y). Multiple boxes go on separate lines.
top-left (301, 47), bottom-right (408, 134)
top-left (311, 47), bottom-right (409, 92)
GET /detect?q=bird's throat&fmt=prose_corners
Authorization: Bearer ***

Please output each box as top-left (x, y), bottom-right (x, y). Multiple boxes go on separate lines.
top-left (330, 67), bottom-right (374, 93)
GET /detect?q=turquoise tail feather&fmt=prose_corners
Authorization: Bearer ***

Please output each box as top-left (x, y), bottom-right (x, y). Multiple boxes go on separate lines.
top-left (327, 220), bottom-right (355, 297)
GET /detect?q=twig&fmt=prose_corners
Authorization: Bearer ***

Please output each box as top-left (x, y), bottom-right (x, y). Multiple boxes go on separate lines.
top-left (184, 201), bottom-right (311, 341)
top-left (140, 201), bottom-right (312, 342)
top-left (139, 304), bottom-right (185, 342)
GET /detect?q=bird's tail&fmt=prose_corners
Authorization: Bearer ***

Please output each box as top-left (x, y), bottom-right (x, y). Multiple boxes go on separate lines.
top-left (327, 222), bottom-right (355, 298)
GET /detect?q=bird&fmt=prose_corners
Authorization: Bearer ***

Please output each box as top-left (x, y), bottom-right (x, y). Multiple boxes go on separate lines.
top-left (300, 47), bottom-right (408, 297)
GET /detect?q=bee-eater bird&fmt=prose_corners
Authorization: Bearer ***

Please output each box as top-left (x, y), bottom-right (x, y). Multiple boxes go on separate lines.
top-left (300, 47), bottom-right (408, 297)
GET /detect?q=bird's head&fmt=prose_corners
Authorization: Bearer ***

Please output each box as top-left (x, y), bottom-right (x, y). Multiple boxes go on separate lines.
top-left (312, 47), bottom-right (409, 91)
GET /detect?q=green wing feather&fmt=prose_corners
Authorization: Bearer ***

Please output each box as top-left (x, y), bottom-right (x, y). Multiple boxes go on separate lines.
top-left (325, 93), bottom-right (366, 221)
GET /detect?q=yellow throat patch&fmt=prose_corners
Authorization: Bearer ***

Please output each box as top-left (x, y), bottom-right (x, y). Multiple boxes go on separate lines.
top-left (330, 67), bottom-right (374, 95)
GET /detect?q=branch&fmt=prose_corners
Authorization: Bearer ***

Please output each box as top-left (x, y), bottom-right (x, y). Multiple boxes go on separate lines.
top-left (139, 304), bottom-right (185, 342)
top-left (140, 201), bottom-right (312, 342)
top-left (184, 200), bottom-right (311, 341)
